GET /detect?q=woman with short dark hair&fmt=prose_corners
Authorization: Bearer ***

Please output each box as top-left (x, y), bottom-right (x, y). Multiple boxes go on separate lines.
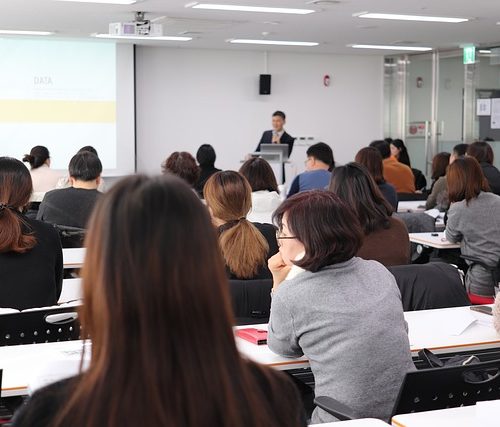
top-left (194, 144), bottom-right (221, 198)
top-left (466, 141), bottom-right (500, 195)
top-left (0, 157), bottom-right (63, 309)
top-left (355, 147), bottom-right (398, 210)
top-left (329, 163), bottom-right (410, 267)
top-left (267, 190), bottom-right (414, 424)
top-left (14, 174), bottom-right (305, 427)
top-left (239, 157), bottom-right (281, 224)
top-left (446, 157), bottom-right (500, 303)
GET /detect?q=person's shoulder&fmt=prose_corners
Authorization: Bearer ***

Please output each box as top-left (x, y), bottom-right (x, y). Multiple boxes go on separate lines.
top-left (388, 215), bottom-right (409, 232)
top-left (23, 216), bottom-right (58, 236)
top-left (252, 222), bottom-right (277, 233)
top-left (13, 377), bottom-right (78, 426)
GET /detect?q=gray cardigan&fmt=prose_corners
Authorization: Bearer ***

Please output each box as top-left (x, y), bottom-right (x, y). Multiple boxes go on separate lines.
top-left (446, 191), bottom-right (500, 297)
top-left (268, 257), bottom-right (415, 424)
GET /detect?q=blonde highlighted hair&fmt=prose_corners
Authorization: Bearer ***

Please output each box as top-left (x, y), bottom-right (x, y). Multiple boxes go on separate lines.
top-left (204, 171), bottom-right (269, 279)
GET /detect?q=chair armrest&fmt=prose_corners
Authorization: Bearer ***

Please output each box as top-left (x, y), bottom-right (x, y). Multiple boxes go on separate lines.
top-left (313, 396), bottom-right (356, 421)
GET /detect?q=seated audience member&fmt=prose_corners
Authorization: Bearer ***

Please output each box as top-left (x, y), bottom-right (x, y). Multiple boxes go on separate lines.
top-left (329, 163), bottom-right (410, 266)
top-left (13, 174), bottom-right (305, 427)
top-left (370, 140), bottom-right (415, 193)
top-left (0, 158), bottom-right (62, 310)
top-left (267, 190), bottom-right (414, 424)
top-left (425, 152), bottom-right (451, 210)
top-left (22, 146), bottom-right (61, 198)
top-left (57, 146), bottom-right (106, 192)
top-left (390, 139), bottom-right (426, 190)
top-left (239, 157), bottom-right (281, 224)
top-left (161, 151), bottom-right (200, 189)
top-left (287, 142), bottom-right (334, 197)
top-left (466, 141), bottom-right (500, 195)
top-left (446, 157), bottom-right (500, 303)
top-left (37, 152), bottom-right (102, 229)
top-left (204, 171), bottom-right (278, 280)
top-left (194, 144), bottom-right (221, 198)
top-left (355, 147), bottom-right (398, 210)
top-left (450, 143), bottom-right (468, 163)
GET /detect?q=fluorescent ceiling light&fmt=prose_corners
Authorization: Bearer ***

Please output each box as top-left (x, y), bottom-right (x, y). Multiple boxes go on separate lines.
top-left (94, 34), bottom-right (192, 41)
top-left (54, 0), bottom-right (137, 4)
top-left (229, 39), bottom-right (318, 46)
top-left (0, 30), bottom-right (53, 36)
top-left (355, 12), bottom-right (468, 23)
top-left (187, 3), bottom-right (314, 14)
top-left (351, 44), bottom-right (432, 52)
top-left (479, 49), bottom-right (492, 54)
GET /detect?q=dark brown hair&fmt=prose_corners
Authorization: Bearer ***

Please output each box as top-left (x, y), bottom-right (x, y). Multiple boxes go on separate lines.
top-left (273, 190), bottom-right (363, 272)
top-left (0, 157), bottom-right (36, 253)
top-left (329, 163), bottom-right (393, 234)
top-left (53, 174), bottom-right (302, 427)
top-left (161, 151), bottom-right (200, 186)
top-left (447, 157), bottom-right (490, 204)
top-left (467, 141), bottom-right (494, 165)
top-left (355, 147), bottom-right (385, 184)
top-left (22, 145), bottom-right (50, 169)
top-left (431, 152), bottom-right (451, 180)
top-left (239, 158), bottom-right (279, 193)
top-left (204, 171), bottom-right (269, 279)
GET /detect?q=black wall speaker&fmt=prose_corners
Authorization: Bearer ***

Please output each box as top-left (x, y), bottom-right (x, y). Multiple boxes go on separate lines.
top-left (259, 74), bottom-right (271, 95)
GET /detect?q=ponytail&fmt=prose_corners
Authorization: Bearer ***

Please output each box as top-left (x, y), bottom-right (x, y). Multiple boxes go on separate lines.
top-left (219, 219), bottom-right (269, 279)
top-left (0, 205), bottom-right (36, 253)
top-left (22, 146), bottom-right (50, 169)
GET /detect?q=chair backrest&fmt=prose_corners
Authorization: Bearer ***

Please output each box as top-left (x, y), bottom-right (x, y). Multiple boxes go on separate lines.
top-left (397, 192), bottom-right (427, 202)
top-left (395, 212), bottom-right (436, 233)
top-left (392, 360), bottom-right (500, 416)
top-left (0, 305), bottom-right (82, 346)
top-left (389, 263), bottom-right (471, 311)
top-left (229, 279), bottom-right (272, 326)
top-left (53, 224), bottom-right (86, 248)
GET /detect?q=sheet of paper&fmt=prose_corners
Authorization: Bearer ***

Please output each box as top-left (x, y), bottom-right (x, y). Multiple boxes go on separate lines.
top-left (477, 98), bottom-right (491, 116)
top-left (446, 310), bottom-right (477, 336)
top-left (476, 400), bottom-right (500, 427)
top-left (425, 208), bottom-right (441, 219)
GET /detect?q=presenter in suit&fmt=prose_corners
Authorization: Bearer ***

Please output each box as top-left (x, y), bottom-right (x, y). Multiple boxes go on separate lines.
top-left (256, 111), bottom-right (295, 156)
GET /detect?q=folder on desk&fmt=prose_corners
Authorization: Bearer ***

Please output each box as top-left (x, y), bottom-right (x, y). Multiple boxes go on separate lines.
top-left (236, 328), bottom-right (268, 345)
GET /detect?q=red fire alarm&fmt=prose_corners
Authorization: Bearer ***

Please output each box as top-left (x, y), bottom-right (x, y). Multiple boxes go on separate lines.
top-left (323, 74), bottom-right (331, 87)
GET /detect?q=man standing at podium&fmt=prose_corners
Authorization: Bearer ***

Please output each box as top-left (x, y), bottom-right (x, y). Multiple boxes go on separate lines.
top-left (256, 111), bottom-right (295, 156)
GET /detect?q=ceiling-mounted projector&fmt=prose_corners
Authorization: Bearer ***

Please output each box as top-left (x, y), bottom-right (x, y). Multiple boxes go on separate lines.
top-left (109, 11), bottom-right (163, 37)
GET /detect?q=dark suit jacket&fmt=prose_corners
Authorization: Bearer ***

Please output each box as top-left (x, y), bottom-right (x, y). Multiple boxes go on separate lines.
top-left (256, 130), bottom-right (295, 156)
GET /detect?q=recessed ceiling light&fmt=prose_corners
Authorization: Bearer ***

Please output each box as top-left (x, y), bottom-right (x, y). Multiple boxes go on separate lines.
top-left (355, 12), bottom-right (468, 23)
top-left (229, 39), bottom-right (318, 46)
top-left (0, 30), bottom-right (54, 35)
top-left (93, 34), bottom-right (192, 41)
top-left (186, 3), bottom-right (315, 14)
top-left (350, 44), bottom-right (432, 52)
top-left (54, 0), bottom-right (137, 4)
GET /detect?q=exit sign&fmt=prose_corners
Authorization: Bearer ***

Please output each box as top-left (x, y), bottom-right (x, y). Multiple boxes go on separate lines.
top-left (463, 46), bottom-right (476, 64)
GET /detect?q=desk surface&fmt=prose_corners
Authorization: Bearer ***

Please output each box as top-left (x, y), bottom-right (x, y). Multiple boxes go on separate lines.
top-left (63, 248), bottom-right (86, 269)
top-left (392, 402), bottom-right (500, 427)
top-left (312, 420), bottom-right (388, 427)
top-left (236, 306), bottom-right (500, 370)
top-left (397, 201), bottom-right (426, 213)
top-left (408, 232), bottom-right (460, 249)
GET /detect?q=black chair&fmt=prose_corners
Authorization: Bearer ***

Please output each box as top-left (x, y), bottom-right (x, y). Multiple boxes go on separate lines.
top-left (397, 192), bottom-right (428, 202)
top-left (229, 279), bottom-right (272, 326)
top-left (0, 305), bottom-right (82, 346)
top-left (412, 168), bottom-right (427, 192)
top-left (461, 254), bottom-right (500, 298)
top-left (315, 359), bottom-right (500, 421)
top-left (53, 224), bottom-right (86, 248)
top-left (389, 263), bottom-right (471, 311)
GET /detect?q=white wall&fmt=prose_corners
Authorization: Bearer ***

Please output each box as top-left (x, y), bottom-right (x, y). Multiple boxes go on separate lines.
top-left (135, 47), bottom-right (384, 174)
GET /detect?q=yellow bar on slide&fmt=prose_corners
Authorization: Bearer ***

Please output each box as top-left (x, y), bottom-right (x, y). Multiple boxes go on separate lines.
top-left (0, 99), bottom-right (116, 123)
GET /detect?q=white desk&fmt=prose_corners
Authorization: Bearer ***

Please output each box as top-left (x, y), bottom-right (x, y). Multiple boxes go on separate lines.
top-left (0, 340), bottom-right (87, 397)
top-left (408, 232), bottom-right (460, 249)
top-left (63, 248), bottom-right (86, 269)
top-left (397, 201), bottom-right (426, 213)
top-left (311, 420), bottom-right (388, 427)
top-left (58, 278), bottom-right (82, 303)
top-left (392, 402), bottom-right (500, 427)
top-left (236, 306), bottom-right (500, 370)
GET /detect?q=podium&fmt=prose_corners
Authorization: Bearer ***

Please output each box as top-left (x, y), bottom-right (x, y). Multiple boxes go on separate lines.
top-left (251, 144), bottom-right (289, 184)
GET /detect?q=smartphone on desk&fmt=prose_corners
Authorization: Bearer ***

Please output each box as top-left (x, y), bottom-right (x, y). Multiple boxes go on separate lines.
top-left (470, 306), bottom-right (493, 316)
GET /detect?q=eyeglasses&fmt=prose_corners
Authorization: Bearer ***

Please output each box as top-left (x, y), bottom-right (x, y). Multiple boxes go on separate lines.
top-left (276, 231), bottom-right (297, 245)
